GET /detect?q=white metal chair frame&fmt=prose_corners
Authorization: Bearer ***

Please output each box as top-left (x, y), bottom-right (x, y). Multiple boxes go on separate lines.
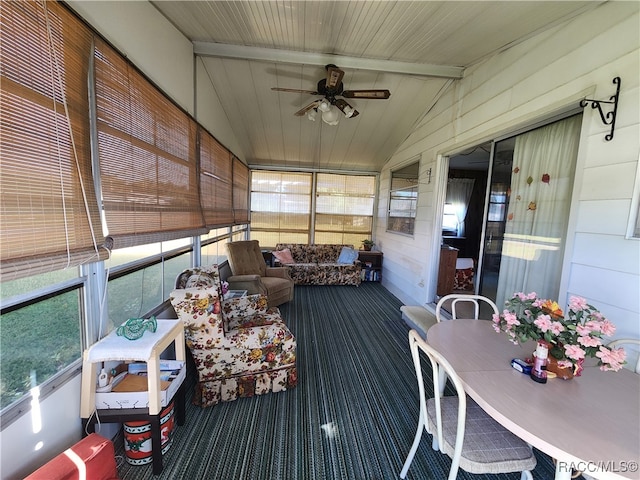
top-left (435, 293), bottom-right (499, 322)
top-left (400, 329), bottom-right (535, 480)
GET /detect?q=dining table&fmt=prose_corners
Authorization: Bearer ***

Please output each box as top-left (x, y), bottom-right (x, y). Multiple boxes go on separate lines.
top-left (426, 319), bottom-right (640, 480)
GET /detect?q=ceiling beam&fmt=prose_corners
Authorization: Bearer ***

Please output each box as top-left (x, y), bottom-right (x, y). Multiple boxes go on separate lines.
top-left (193, 42), bottom-right (464, 79)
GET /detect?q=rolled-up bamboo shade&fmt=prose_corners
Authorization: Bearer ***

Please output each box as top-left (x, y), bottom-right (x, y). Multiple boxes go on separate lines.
top-left (94, 38), bottom-right (206, 247)
top-left (199, 128), bottom-right (234, 228)
top-left (233, 156), bottom-right (249, 224)
top-left (0, 1), bottom-right (107, 281)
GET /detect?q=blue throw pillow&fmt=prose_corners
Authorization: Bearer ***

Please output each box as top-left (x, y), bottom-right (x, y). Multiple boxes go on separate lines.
top-left (337, 246), bottom-right (359, 264)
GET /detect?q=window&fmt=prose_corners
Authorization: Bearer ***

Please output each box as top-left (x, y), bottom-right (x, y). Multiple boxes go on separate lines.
top-left (315, 173), bottom-right (375, 245)
top-left (250, 171), bottom-right (376, 246)
top-left (1, 283), bottom-right (83, 410)
top-left (627, 161), bottom-right (640, 239)
top-left (442, 203), bottom-right (458, 236)
top-left (201, 228), bottom-right (233, 265)
top-left (388, 161), bottom-right (419, 235)
top-left (250, 171), bottom-right (312, 246)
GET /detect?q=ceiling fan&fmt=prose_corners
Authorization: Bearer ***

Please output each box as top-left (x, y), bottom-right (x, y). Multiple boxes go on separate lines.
top-left (271, 64), bottom-right (391, 125)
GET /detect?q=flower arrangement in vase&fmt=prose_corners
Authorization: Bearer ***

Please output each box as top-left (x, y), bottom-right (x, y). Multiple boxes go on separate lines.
top-left (493, 292), bottom-right (626, 376)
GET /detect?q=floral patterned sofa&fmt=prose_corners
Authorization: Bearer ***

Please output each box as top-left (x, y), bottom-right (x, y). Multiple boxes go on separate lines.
top-left (171, 265), bottom-right (297, 407)
top-left (273, 244), bottom-right (362, 286)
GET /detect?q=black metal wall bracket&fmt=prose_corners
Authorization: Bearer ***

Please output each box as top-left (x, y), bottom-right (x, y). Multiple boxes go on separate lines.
top-left (579, 77), bottom-right (621, 141)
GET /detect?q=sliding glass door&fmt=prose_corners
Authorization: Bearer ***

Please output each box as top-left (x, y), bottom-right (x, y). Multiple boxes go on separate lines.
top-left (478, 115), bottom-right (582, 307)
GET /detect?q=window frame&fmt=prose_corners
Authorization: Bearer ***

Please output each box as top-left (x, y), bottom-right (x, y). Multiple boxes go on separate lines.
top-left (626, 160), bottom-right (640, 240)
top-left (387, 160), bottom-right (420, 236)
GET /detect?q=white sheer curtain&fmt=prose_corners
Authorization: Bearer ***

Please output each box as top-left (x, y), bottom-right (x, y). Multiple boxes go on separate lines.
top-left (446, 178), bottom-right (475, 236)
top-left (495, 115), bottom-right (581, 307)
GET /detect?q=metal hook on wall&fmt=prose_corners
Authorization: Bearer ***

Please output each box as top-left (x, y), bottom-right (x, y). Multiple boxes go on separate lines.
top-left (579, 77), bottom-right (621, 142)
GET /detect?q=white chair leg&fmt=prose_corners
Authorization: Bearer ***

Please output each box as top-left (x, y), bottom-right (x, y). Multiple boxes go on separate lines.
top-left (521, 470), bottom-right (534, 480)
top-left (400, 418), bottom-right (426, 478)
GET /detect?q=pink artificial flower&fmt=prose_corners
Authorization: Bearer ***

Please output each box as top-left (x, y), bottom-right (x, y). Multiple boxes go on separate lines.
top-left (568, 296), bottom-right (588, 311)
top-left (549, 321), bottom-right (565, 335)
top-left (578, 335), bottom-right (601, 348)
top-left (576, 324), bottom-right (593, 336)
top-left (503, 311), bottom-right (520, 327)
top-left (585, 320), bottom-right (602, 333)
top-left (492, 313), bottom-right (500, 324)
top-left (534, 314), bottom-right (552, 332)
top-left (514, 292), bottom-right (528, 301)
top-left (599, 319), bottom-right (616, 336)
top-left (492, 323), bottom-right (501, 333)
top-left (564, 343), bottom-right (586, 360)
top-left (596, 346), bottom-right (627, 371)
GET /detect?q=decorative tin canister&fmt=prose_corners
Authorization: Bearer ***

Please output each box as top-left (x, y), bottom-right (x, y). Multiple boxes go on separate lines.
top-left (123, 401), bottom-right (175, 465)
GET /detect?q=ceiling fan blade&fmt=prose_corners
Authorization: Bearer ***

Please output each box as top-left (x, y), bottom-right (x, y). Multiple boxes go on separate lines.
top-left (334, 98), bottom-right (359, 118)
top-left (326, 65), bottom-right (345, 89)
top-left (294, 100), bottom-right (321, 117)
top-left (342, 89), bottom-right (391, 99)
top-left (271, 87), bottom-right (319, 95)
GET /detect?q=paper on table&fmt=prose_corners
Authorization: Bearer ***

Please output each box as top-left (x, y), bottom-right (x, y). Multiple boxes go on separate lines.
top-left (111, 374), bottom-right (171, 393)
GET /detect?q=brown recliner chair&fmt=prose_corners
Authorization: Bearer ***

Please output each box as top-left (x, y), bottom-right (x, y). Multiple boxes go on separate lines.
top-left (226, 240), bottom-right (294, 307)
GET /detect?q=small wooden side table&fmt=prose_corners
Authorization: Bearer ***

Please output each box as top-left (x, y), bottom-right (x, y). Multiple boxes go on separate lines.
top-left (358, 250), bottom-right (383, 282)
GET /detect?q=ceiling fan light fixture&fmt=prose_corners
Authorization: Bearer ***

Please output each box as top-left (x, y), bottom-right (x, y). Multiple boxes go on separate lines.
top-left (321, 107), bottom-right (340, 125)
top-left (343, 105), bottom-right (355, 118)
top-left (307, 109), bottom-right (317, 121)
top-left (318, 99), bottom-right (331, 112)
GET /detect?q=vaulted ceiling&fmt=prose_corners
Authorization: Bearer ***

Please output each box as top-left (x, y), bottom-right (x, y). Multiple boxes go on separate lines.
top-left (151, 1), bottom-right (600, 173)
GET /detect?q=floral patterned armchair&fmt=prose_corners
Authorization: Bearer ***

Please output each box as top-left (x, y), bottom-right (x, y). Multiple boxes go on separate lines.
top-left (170, 265), bottom-right (297, 407)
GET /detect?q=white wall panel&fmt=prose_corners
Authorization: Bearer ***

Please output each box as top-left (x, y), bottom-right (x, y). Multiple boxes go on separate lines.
top-left (575, 199), bottom-right (632, 235)
top-left (580, 162), bottom-right (637, 201)
top-left (572, 232), bottom-right (640, 275)
top-left (68, 0), bottom-right (195, 114)
top-left (195, 59), bottom-right (245, 160)
top-left (568, 263), bottom-right (639, 321)
top-left (379, 1), bottom-right (640, 324)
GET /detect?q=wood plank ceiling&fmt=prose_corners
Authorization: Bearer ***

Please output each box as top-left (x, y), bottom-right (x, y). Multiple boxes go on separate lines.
top-left (151, 1), bottom-right (600, 173)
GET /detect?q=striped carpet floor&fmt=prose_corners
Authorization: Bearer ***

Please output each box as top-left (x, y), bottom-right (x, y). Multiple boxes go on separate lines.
top-left (114, 283), bottom-right (560, 479)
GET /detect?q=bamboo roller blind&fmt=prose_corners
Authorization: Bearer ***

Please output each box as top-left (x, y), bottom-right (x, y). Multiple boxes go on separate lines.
top-left (0, 1), bottom-right (107, 281)
top-left (1, 2), bottom-right (250, 278)
top-left (199, 130), bottom-right (233, 227)
top-left (233, 156), bottom-right (249, 224)
top-left (94, 38), bottom-right (207, 249)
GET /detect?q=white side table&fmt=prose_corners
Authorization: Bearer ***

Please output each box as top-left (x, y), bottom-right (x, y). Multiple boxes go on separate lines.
top-left (80, 319), bottom-right (186, 474)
